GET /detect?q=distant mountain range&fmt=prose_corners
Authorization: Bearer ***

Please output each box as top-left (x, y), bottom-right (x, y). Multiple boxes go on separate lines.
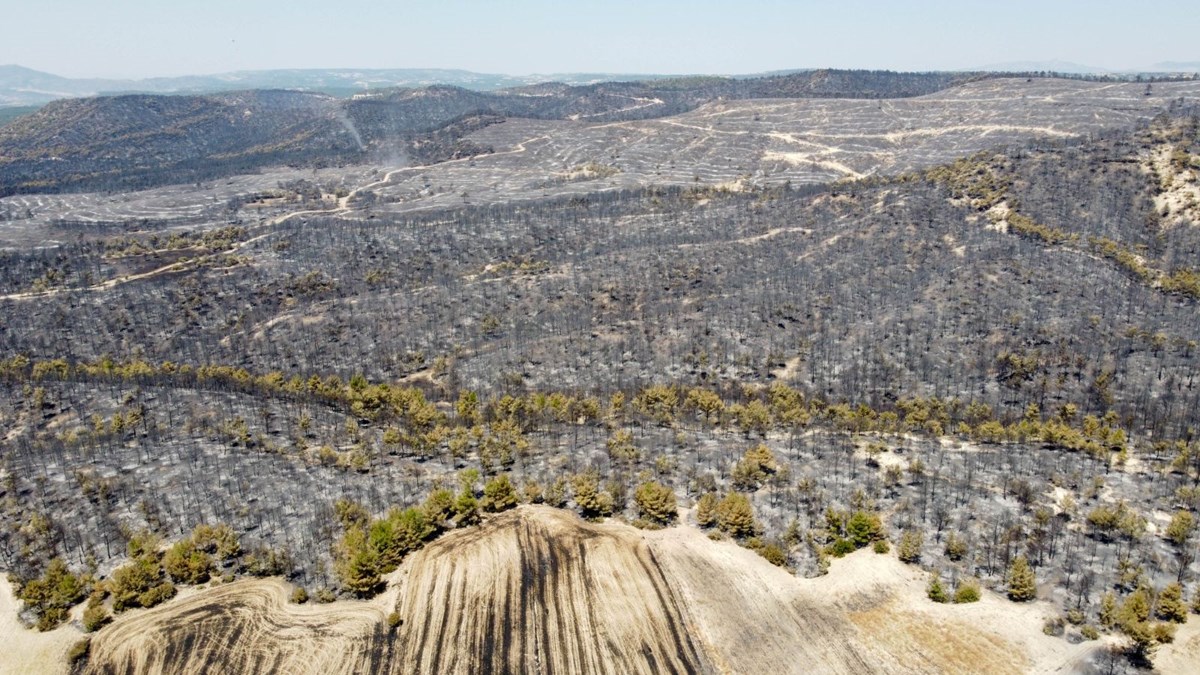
top-left (4, 63), bottom-right (1198, 109)
top-left (0, 65), bottom-right (696, 107)
top-left (975, 60), bottom-right (1200, 75)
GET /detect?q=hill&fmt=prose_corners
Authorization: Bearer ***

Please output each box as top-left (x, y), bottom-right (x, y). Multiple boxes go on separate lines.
top-left (0, 90), bottom-right (364, 194)
top-left (0, 65), bottom-right (668, 107)
top-left (0, 70), bottom-right (983, 195)
top-left (0, 65), bottom-right (985, 109)
top-left (76, 507), bottom-right (1096, 675)
top-left (2, 75), bottom-right (1200, 673)
top-left (2, 83), bottom-right (1198, 433)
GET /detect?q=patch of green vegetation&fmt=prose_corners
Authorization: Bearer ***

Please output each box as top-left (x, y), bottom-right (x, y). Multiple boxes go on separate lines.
top-left (1005, 212), bottom-right (1075, 245)
top-left (1161, 267), bottom-right (1200, 299)
top-left (925, 154), bottom-right (1012, 209)
top-left (954, 578), bottom-right (981, 604)
top-left (332, 470), bottom-right (518, 597)
top-left (13, 558), bottom-right (90, 631)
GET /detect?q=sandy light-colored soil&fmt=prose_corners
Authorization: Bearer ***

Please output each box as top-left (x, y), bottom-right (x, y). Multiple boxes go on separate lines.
top-left (644, 521), bottom-right (1097, 675)
top-left (1153, 617), bottom-right (1200, 673)
top-left (9, 505), bottom-right (1191, 674)
top-left (1147, 144), bottom-right (1200, 226)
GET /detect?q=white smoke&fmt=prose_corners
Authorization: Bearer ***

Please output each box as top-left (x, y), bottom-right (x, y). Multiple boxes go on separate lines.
top-left (333, 109), bottom-right (365, 151)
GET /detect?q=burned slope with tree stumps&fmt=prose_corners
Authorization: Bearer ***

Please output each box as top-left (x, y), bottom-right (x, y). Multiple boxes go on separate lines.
top-left (0, 70), bottom-right (1025, 197)
top-left (4, 109), bottom-right (1200, 435)
top-left (3, 79), bottom-right (1200, 675)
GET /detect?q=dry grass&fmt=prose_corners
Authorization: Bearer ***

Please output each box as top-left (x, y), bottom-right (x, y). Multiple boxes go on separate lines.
top-left (43, 506), bottom-right (1163, 674)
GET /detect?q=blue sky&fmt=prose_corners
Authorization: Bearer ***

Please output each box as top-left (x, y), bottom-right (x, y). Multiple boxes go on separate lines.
top-left (5, 0), bottom-right (1198, 78)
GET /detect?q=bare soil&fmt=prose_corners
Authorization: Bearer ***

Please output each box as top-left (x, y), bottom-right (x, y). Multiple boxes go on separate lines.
top-left (70, 506), bottom-right (1121, 675)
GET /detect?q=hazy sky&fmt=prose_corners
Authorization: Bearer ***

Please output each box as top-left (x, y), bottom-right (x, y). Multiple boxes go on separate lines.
top-left (5, 0), bottom-right (1198, 78)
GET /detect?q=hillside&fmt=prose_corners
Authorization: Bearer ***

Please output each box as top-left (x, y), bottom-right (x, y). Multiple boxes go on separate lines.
top-left (0, 70), bottom-right (985, 195)
top-left (75, 507), bottom-right (1101, 675)
top-left (0, 90), bottom-right (365, 195)
top-left (2, 75), bottom-right (1200, 674)
top-left (2, 99), bottom-right (1199, 431)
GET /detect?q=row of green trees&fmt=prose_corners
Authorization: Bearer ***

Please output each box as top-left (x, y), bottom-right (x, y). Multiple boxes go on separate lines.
top-left (4, 354), bottom-right (1163, 465)
top-left (11, 523), bottom-right (290, 632)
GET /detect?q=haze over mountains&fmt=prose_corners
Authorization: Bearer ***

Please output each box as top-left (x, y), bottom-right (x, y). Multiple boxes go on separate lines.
top-left (0, 65), bottom-right (857, 107)
top-left (3, 60), bottom-right (1199, 108)
top-left (0, 65), bottom-right (650, 107)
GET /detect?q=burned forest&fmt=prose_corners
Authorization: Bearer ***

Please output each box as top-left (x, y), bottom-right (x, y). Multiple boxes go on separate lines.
top-left (2, 71), bottom-right (1200, 674)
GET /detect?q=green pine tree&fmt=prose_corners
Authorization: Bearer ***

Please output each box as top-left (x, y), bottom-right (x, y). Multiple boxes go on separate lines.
top-left (1006, 555), bottom-right (1037, 602)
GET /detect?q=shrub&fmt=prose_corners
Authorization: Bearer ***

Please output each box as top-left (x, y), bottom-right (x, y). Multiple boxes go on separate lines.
top-left (1152, 622), bottom-right (1176, 645)
top-left (163, 539), bottom-right (212, 585)
top-left (481, 474), bottom-right (519, 512)
top-left (897, 529), bottom-right (923, 564)
top-left (243, 546), bottom-right (291, 577)
top-left (943, 532), bottom-right (968, 561)
top-left (110, 556), bottom-right (167, 612)
top-left (872, 539), bottom-right (890, 554)
top-left (954, 578), bottom-right (981, 604)
top-left (927, 574), bottom-right (948, 603)
top-left (695, 493), bottom-right (718, 528)
top-left (453, 490), bottom-right (481, 526)
top-left (17, 558), bottom-right (89, 631)
top-left (572, 472), bottom-right (614, 519)
top-left (334, 528), bottom-right (381, 596)
top-left (82, 603), bottom-right (110, 632)
top-left (522, 481), bottom-right (544, 504)
top-left (1164, 510), bottom-right (1194, 547)
top-left (846, 511), bottom-right (883, 548)
top-left (746, 538), bottom-right (788, 567)
top-left (191, 523), bottom-right (240, 560)
top-left (290, 587), bottom-right (308, 604)
top-left (634, 480), bottom-right (678, 525)
top-left (827, 538), bottom-right (856, 557)
top-left (731, 443), bottom-right (779, 490)
top-left (137, 582), bottom-right (176, 609)
top-left (715, 492), bottom-right (759, 538)
top-left (1156, 583), bottom-right (1188, 623)
top-left (1099, 591), bottom-right (1118, 628)
top-left (67, 638), bottom-right (90, 666)
top-left (422, 489), bottom-right (456, 524)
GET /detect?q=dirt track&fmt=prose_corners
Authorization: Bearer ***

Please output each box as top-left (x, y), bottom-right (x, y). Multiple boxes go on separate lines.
top-left (69, 506), bottom-right (1121, 674)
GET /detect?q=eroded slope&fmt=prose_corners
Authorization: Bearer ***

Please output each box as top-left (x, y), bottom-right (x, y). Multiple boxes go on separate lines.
top-left (80, 507), bottom-right (1085, 675)
top-left (392, 506), bottom-right (706, 674)
top-left (83, 508), bottom-right (707, 675)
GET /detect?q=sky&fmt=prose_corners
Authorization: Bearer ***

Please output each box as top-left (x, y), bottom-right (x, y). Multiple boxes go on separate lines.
top-left (4, 0), bottom-right (1198, 79)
